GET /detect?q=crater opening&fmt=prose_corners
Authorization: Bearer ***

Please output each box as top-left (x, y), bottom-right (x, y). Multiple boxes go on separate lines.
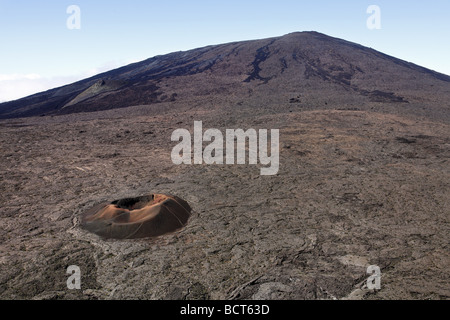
top-left (81, 194), bottom-right (191, 239)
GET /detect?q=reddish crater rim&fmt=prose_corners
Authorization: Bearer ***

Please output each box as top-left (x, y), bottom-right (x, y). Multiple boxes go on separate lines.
top-left (81, 193), bottom-right (192, 239)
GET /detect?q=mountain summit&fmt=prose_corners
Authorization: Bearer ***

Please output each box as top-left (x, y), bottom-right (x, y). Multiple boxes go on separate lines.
top-left (1, 31), bottom-right (449, 119)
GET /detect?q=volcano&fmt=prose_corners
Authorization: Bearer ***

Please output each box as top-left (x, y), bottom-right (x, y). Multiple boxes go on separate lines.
top-left (1, 31), bottom-right (449, 120)
top-left (0, 32), bottom-right (449, 300)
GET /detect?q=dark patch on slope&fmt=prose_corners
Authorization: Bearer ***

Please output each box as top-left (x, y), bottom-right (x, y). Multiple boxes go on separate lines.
top-left (297, 51), bottom-right (357, 87)
top-left (244, 39), bottom-right (277, 83)
top-left (280, 58), bottom-right (288, 74)
top-left (360, 90), bottom-right (409, 103)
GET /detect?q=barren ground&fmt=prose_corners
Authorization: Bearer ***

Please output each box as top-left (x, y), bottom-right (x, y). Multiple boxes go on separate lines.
top-left (0, 100), bottom-right (448, 300)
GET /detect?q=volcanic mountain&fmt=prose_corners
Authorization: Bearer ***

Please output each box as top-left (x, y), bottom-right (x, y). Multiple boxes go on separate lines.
top-left (1, 31), bottom-right (449, 119)
top-left (1, 32), bottom-right (449, 300)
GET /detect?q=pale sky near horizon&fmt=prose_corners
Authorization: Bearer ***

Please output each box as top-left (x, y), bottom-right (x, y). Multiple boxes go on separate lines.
top-left (1, 0), bottom-right (449, 102)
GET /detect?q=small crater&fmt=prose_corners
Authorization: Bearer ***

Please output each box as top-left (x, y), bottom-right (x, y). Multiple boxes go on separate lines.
top-left (81, 194), bottom-right (192, 239)
top-left (363, 90), bottom-right (408, 103)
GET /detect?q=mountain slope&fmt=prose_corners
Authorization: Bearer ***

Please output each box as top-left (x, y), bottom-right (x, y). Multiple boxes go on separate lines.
top-left (1, 31), bottom-right (449, 119)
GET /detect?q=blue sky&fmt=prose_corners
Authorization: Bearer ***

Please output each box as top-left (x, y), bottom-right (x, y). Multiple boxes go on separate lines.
top-left (1, 0), bottom-right (449, 101)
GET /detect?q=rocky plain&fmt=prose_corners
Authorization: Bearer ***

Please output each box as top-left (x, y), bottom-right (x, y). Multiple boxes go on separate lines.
top-left (0, 32), bottom-right (449, 299)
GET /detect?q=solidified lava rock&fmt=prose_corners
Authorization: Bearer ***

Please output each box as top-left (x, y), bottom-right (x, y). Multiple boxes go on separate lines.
top-left (81, 194), bottom-right (191, 239)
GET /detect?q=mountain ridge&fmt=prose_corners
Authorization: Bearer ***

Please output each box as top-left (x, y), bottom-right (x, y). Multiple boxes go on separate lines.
top-left (1, 31), bottom-right (449, 119)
